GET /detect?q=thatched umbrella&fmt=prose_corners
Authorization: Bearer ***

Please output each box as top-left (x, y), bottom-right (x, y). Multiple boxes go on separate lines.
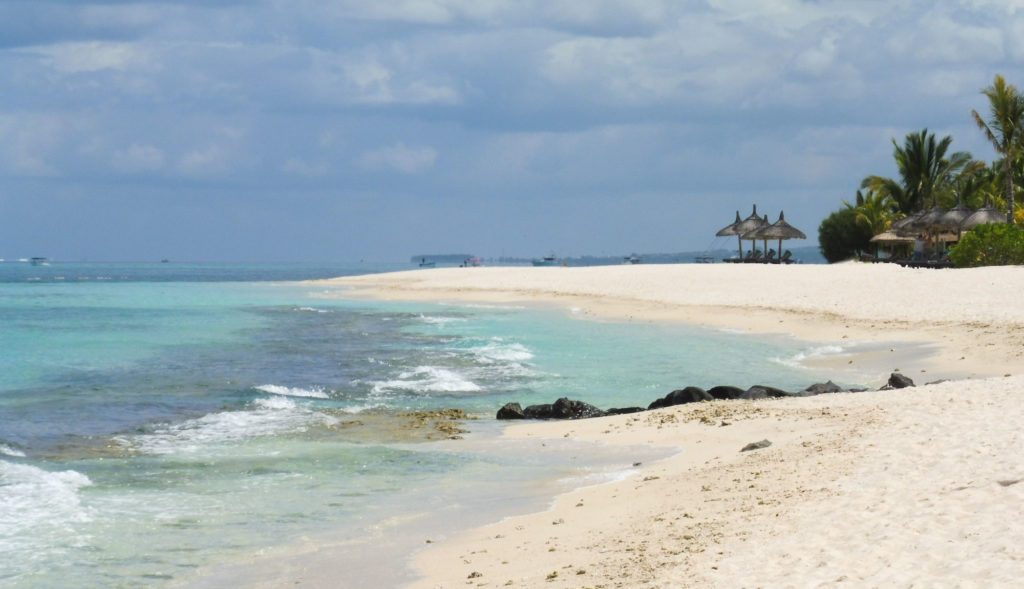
top-left (962, 198), bottom-right (1009, 230)
top-left (890, 210), bottom-right (924, 237)
top-left (911, 204), bottom-right (946, 233)
top-left (870, 230), bottom-right (915, 259)
top-left (938, 198), bottom-right (973, 240)
top-left (745, 211), bottom-right (806, 260)
top-left (870, 231), bottom-right (915, 244)
top-left (939, 199), bottom-right (973, 230)
top-left (719, 205), bottom-right (769, 259)
top-left (716, 210), bottom-right (743, 259)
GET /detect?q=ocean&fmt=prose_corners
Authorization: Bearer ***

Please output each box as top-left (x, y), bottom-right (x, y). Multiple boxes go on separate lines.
top-left (1, 261), bottom-right (846, 587)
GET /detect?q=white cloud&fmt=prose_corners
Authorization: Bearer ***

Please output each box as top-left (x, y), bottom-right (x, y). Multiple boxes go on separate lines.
top-left (112, 144), bottom-right (165, 173)
top-left (790, 32), bottom-right (839, 76)
top-left (0, 114), bottom-right (64, 176)
top-left (282, 157), bottom-right (329, 177)
top-left (179, 145), bottom-right (228, 176)
top-left (35, 41), bottom-right (150, 74)
top-left (885, 10), bottom-right (1004, 64)
top-left (358, 142), bottom-right (438, 174)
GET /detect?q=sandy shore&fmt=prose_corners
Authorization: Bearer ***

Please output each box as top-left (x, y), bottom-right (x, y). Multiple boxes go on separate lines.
top-left (314, 263), bottom-right (1024, 587)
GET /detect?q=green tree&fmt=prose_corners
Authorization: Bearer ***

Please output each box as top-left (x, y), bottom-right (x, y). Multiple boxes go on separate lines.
top-left (950, 159), bottom-right (995, 210)
top-left (972, 74), bottom-right (1024, 224)
top-left (818, 207), bottom-right (873, 263)
top-left (862, 129), bottom-right (972, 215)
top-left (950, 223), bottom-right (1024, 266)
top-left (843, 189), bottom-right (894, 235)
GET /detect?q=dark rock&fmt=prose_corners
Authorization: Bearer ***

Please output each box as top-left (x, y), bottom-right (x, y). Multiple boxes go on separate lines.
top-left (803, 380), bottom-right (843, 396)
top-left (606, 407), bottom-right (645, 416)
top-left (517, 398), bottom-right (606, 420)
top-left (523, 403), bottom-right (555, 419)
top-left (648, 386), bottom-right (713, 410)
top-left (739, 385), bottom-right (790, 400)
top-left (496, 402), bottom-right (526, 420)
top-left (552, 397), bottom-right (606, 419)
top-left (882, 372), bottom-right (915, 390)
top-left (707, 385), bottom-right (744, 400)
top-left (740, 439), bottom-right (772, 452)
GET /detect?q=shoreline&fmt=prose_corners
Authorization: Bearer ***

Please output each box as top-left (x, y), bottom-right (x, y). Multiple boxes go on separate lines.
top-left (309, 263), bottom-right (1024, 587)
top-left (314, 263), bottom-right (1024, 384)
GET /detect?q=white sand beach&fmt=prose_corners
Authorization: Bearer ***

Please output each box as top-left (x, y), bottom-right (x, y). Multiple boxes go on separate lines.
top-left (316, 263), bottom-right (1024, 588)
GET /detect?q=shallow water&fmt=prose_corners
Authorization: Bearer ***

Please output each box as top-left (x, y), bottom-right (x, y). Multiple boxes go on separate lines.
top-left (0, 262), bottom-right (856, 587)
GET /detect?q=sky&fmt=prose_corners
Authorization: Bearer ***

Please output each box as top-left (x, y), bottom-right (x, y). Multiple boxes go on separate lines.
top-left (2, 0), bottom-right (1024, 263)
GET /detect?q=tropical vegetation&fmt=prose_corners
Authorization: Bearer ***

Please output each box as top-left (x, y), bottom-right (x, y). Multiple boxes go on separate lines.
top-left (949, 223), bottom-right (1024, 267)
top-left (819, 74), bottom-right (1024, 266)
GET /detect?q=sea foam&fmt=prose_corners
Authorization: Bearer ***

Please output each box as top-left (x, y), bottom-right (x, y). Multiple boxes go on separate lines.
top-left (372, 366), bottom-right (482, 394)
top-left (255, 384), bottom-right (331, 399)
top-left (0, 460), bottom-right (93, 546)
top-left (775, 344), bottom-right (848, 368)
top-left (119, 398), bottom-right (339, 455)
top-left (0, 444), bottom-right (27, 458)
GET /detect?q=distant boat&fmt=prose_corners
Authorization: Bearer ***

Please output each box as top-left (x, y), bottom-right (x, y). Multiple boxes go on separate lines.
top-left (531, 254), bottom-right (557, 267)
top-left (462, 257), bottom-right (483, 267)
top-left (624, 254), bottom-right (642, 264)
top-left (30, 257), bottom-right (48, 266)
top-left (418, 258), bottom-right (435, 268)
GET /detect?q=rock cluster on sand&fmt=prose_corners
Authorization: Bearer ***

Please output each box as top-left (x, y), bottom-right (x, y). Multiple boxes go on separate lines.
top-left (496, 374), bottom-right (913, 420)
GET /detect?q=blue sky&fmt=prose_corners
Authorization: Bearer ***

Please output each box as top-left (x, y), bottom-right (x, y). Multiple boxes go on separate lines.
top-left (2, 0), bottom-right (1023, 262)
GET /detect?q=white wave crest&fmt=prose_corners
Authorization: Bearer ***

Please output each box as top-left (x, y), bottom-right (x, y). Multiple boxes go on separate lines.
top-left (0, 461), bottom-right (93, 542)
top-left (0, 444), bottom-right (27, 458)
top-left (120, 398), bottom-right (338, 455)
top-left (372, 366), bottom-right (481, 394)
top-left (419, 314), bottom-right (467, 327)
top-left (256, 384), bottom-right (330, 399)
top-left (471, 340), bottom-right (534, 363)
top-left (775, 344), bottom-right (848, 368)
top-left (339, 403), bottom-right (388, 414)
top-left (296, 306), bottom-right (333, 313)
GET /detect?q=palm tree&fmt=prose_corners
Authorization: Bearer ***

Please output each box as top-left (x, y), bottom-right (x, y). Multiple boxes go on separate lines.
top-left (843, 189), bottom-right (894, 235)
top-left (949, 160), bottom-right (994, 210)
top-left (972, 74), bottom-right (1024, 224)
top-left (862, 129), bottom-right (972, 215)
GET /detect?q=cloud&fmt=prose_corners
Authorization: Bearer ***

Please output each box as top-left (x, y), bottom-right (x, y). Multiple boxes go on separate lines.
top-left (0, 113), bottom-right (66, 176)
top-left (111, 143), bottom-right (165, 173)
top-left (0, 0), bottom-right (1020, 261)
top-left (358, 142), bottom-right (438, 174)
top-left (179, 145), bottom-right (229, 176)
top-left (36, 41), bottom-right (150, 73)
top-left (282, 157), bottom-right (329, 178)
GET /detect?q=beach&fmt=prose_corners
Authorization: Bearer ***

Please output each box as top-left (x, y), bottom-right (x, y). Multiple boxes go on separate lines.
top-left (318, 263), bottom-right (1024, 588)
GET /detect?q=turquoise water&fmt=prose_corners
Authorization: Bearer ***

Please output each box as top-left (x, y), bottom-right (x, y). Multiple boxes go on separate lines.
top-left (0, 262), bottom-right (842, 587)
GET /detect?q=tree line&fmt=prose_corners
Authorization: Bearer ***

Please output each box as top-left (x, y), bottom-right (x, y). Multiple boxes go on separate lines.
top-left (819, 74), bottom-right (1024, 264)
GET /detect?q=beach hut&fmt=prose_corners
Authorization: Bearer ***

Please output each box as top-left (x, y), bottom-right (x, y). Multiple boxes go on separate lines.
top-left (744, 211), bottom-right (806, 262)
top-left (962, 198), bottom-right (1009, 230)
top-left (890, 210), bottom-right (925, 237)
top-left (938, 198), bottom-right (974, 239)
top-left (870, 230), bottom-right (915, 260)
top-left (910, 204), bottom-right (946, 233)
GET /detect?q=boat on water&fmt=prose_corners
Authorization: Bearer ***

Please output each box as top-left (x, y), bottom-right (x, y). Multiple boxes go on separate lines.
top-left (30, 257), bottom-right (49, 266)
top-left (531, 254), bottom-right (557, 267)
top-left (624, 254), bottom-right (642, 264)
top-left (417, 258), bottom-right (435, 268)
